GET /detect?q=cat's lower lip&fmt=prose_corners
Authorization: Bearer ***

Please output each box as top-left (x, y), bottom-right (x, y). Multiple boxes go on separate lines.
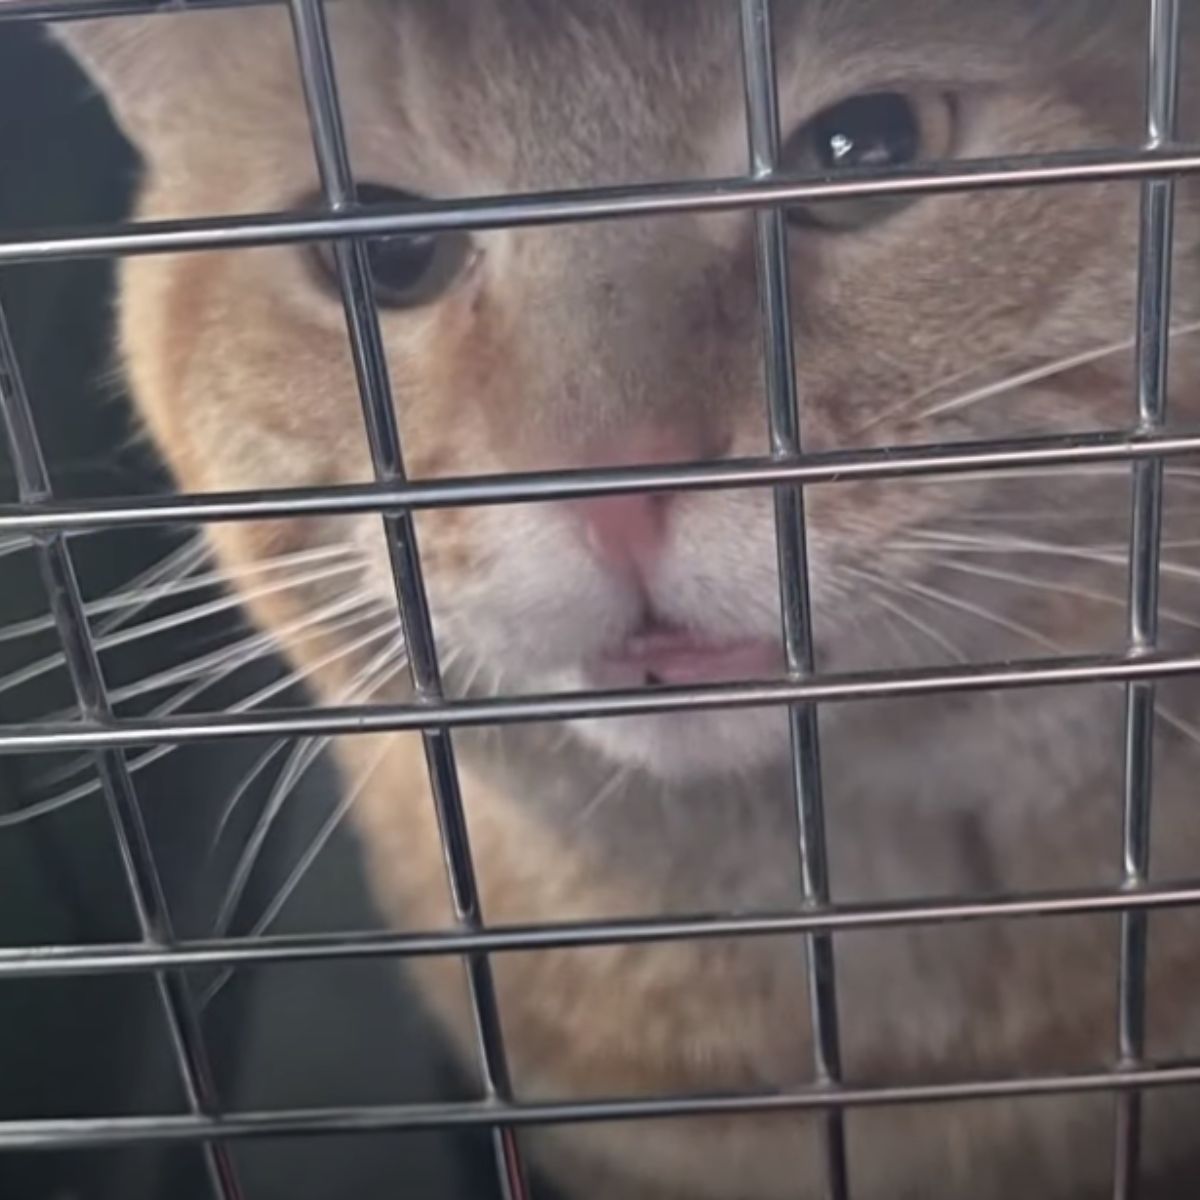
top-left (588, 627), bottom-right (781, 688)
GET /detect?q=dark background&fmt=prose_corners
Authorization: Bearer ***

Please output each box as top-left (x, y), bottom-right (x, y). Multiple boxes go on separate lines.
top-left (0, 21), bottom-right (501, 1200)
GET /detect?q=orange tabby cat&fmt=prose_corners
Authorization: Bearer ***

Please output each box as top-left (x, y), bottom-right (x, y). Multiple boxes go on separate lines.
top-left (57, 2), bottom-right (1200, 1195)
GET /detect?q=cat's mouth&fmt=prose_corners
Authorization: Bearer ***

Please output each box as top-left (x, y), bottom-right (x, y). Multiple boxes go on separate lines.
top-left (587, 622), bottom-right (781, 689)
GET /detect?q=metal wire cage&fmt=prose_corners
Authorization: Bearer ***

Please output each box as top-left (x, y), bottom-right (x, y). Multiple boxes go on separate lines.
top-left (0, 0), bottom-right (1199, 1198)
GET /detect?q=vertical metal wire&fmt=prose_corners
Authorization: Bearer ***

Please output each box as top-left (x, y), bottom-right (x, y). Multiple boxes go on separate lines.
top-left (739, 3), bottom-right (848, 1196)
top-left (284, 3), bottom-right (530, 1196)
top-left (1113, 2), bottom-right (1181, 1196)
top-left (0, 305), bottom-right (243, 1200)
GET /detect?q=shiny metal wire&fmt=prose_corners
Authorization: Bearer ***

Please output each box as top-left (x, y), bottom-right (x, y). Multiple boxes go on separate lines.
top-left (1, 146), bottom-right (1200, 266)
top-left (0, 2), bottom-right (1197, 1199)
top-left (739, 2), bottom-right (846, 1193)
top-left (0, 296), bottom-right (242, 1197)
top-left (1115, 1), bottom-right (1182, 1194)
top-left (285, 0), bottom-right (529, 1193)
top-left (5, 876), bottom-right (1200, 979)
top-left (7, 428), bottom-right (1200, 535)
top-left (7, 647), bottom-right (1200, 753)
top-left (8, 1059), bottom-right (1200, 1155)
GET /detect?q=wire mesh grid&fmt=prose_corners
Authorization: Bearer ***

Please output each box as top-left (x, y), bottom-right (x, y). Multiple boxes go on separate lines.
top-left (0, 0), bottom-right (1197, 1198)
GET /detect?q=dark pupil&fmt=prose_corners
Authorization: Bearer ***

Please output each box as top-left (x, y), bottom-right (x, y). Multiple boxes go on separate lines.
top-left (367, 233), bottom-right (438, 293)
top-left (813, 94), bottom-right (918, 170)
top-left (351, 183), bottom-right (439, 297)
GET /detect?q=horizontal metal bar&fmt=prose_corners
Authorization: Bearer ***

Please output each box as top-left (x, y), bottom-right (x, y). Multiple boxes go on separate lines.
top-left (2, 427), bottom-right (1199, 537)
top-left (3, 647), bottom-right (1200, 754)
top-left (2, 147), bottom-right (1199, 266)
top-left (6, 1061), bottom-right (1200, 1151)
top-left (4, 879), bottom-right (1200, 980)
top-left (0, 0), bottom-right (276, 20)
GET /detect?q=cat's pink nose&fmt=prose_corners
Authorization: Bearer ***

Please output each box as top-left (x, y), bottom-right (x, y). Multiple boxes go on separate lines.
top-left (569, 427), bottom-right (702, 576)
top-left (576, 492), bottom-right (669, 575)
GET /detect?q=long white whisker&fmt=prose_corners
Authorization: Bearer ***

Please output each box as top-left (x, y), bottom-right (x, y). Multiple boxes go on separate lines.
top-left (845, 565), bottom-right (1062, 654)
top-left (89, 543), bottom-right (360, 634)
top-left (0, 538), bottom-right (34, 562)
top-left (207, 741), bottom-right (293, 853)
top-left (1158, 705), bottom-right (1200, 754)
top-left (0, 772), bottom-right (115, 830)
top-left (209, 738), bottom-right (330, 942)
top-left (902, 320), bottom-right (1200, 427)
top-left (924, 555), bottom-right (1200, 633)
top-left (574, 766), bottom-right (635, 829)
top-left (853, 584), bottom-right (968, 663)
top-left (898, 530), bottom-right (1200, 587)
top-left (946, 510), bottom-right (1122, 523)
top-left (0, 538), bottom-right (211, 648)
top-left (210, 633), bottom-right (409, 940)
top-left (34, 590), bottom-right (386, 730)
top-left (454, 650), bottom-right (487, 700)
top-left (224, 611), bottom-right (401, 718)
top-left (205, 616), bottom-right (402, 853)
top-left (854, 568), bottom-right (1200, 759)
top-left (11, 598), bottom-right (395, 827)
top-left (32, 638), bottom-right (276, 792)
top-left (36, 589), bottom-right (385, 787)
top-left (854, 354), bottom-right (1026, 437)
top-left (241, 645), bottom-right (411, 929)
top-left (890, 467), bottom-right (1130, 490)
top-left (0, 559), bottom-right (366, 699)
top-left (251, 738), bottom-right (394, 934)
top-left (199, 733), bottom-right (398, 1012)
top-left (1, 745), bottom-right (187, 827)
top-left (110, 594), bottom-right (389, 711)
top-left (93, 537), bottom-right (212, 637)
top-left (7, 649), bottom-right (378, 830)
top-left (1013, 464), bottom-right (1200, 488)
top-left (906, 556), bottom-right (1200, 751)
top-left (893, 464), bottom-right (1200, 493)
top-left (874, 610), bottom-right (929, 665)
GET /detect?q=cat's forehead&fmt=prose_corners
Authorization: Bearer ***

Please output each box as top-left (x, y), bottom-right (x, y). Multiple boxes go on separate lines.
top-left (329, 0), bottom-right (1118, 190)
top-left (69, 0), bottom-right (1134, 198)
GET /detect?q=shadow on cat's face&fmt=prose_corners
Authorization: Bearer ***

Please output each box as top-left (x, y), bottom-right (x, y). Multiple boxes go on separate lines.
top-left (57, 0), bottom-right (1200, 781)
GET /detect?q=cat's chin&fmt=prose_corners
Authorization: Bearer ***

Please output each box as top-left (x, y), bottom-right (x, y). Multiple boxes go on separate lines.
top-left (569, 705), bottom-right (793, 782)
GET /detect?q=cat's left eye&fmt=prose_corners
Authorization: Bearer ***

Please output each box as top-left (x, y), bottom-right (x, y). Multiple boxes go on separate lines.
top-left (310, 183), bottom-right (474, 309)
top-left (783, 91), bottom-right (956, 231)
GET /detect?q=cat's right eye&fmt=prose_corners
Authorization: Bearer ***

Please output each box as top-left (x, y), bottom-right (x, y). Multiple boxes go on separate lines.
top-left (783, 90), bottom-right (956, 231)
top-left (310, 183), bottom-right (474, 309)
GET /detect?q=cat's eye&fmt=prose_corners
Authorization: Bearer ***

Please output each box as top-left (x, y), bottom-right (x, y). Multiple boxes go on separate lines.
top-left (311, 183), bottom-right (474, 309)
top-left (783, 91), bottom-right (955, 231)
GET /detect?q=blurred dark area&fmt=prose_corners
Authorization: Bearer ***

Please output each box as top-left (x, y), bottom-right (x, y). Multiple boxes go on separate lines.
top-left (0, 20), bottom-right (497, 1200)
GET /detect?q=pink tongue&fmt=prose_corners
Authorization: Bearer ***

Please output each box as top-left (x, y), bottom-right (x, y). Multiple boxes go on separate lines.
top-left (597, 631), bottom-right (779, 686)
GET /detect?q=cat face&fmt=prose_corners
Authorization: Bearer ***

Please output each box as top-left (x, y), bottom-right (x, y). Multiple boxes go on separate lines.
top-left (59, 0), bottom-right (1200, 780)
